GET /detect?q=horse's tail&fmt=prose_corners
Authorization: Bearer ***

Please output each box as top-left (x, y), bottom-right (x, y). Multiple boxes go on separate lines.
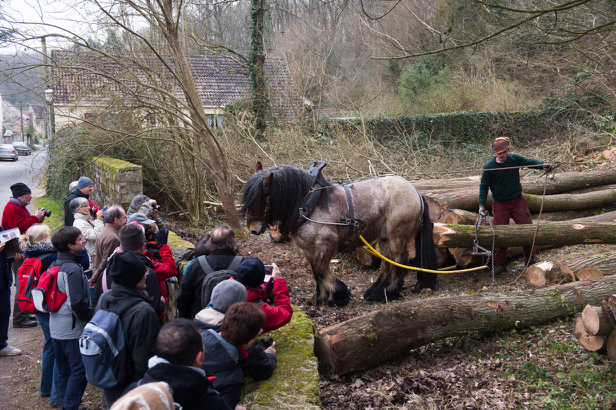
top-left (414, 194), bottom-right (438, 292)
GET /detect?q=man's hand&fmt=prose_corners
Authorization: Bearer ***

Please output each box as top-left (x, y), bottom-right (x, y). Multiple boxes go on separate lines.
top-left (542, 163), bottom-right (552, 173)
top-left (34, 208), bottom-right (46, 221)
top-left (151, 209), bottom-right (158, 220)
top-left (0, 242), bottom-right (5, 252)
top-left (271, 262), bottom-right (282, 280)
top-left (479, 206), bottom-right (488, 217)
top-left (264, 341), bottom-right (276, 355)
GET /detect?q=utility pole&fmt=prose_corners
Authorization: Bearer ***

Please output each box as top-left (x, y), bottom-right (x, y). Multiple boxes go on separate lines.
top-left (20, 101), bottom-right (23, 142)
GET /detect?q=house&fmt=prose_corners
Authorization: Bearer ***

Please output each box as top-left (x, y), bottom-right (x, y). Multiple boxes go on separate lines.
top-left (51, 49), bottom-right (306, 129)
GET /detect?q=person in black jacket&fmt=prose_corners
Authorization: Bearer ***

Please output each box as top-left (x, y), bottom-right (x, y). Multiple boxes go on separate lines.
top-left (177, 226), bottom-right (243, 318)
top-left (124, 318), bottom-right (231, 410)
top-left (91, 224), bottom-right (165, 319)
top-left (199, 302), bottom-right (277, 409)
top-left (63, 176), bottom-right (94, 227)
top-left (0, 225), bottom-right (20, 356)
top-left (96, 251), bottom-right (160, 409)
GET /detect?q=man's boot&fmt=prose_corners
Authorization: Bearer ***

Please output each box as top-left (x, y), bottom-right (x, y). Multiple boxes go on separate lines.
top-left (493, 264), bottom-right (507, 276)
top-left (524, 248), bottom-right (538, 266)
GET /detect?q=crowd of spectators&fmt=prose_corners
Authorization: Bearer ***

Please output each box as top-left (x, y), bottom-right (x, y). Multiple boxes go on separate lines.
top-left (0, 179), bottom-right (291, 410)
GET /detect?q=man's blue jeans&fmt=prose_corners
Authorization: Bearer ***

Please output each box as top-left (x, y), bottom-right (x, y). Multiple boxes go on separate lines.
top-left (52, 338), bottom-right (87, 410)
top-left (0, 286), bottom-right (10, 350)
top-left (35, 312), bottom-right (58, 404)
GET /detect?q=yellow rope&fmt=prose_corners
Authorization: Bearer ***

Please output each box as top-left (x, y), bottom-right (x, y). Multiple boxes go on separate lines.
top-left (359, 236), bottom-right (489, 274)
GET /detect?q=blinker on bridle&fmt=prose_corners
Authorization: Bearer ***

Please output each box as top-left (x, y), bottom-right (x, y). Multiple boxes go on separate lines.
top-left (246, 188), bottom-right (270, 222)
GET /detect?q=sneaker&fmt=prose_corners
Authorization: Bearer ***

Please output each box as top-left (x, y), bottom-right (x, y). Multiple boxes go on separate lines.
top-left (13, 319), bottom-right (38, 328)
top-left (0, 345), bottom-right (22, 356)
top-left (493, 265), bottom-right (507, 276)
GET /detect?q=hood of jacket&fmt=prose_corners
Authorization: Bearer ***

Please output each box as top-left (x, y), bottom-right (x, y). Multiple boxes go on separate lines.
top-left (24, 243), bottom-right (56, 258)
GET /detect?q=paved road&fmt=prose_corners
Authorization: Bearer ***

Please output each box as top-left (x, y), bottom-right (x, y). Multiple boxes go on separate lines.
top-left (0, 148), bottom-right (47, 223)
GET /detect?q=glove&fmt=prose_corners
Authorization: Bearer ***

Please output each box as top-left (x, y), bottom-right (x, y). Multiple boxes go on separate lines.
top-left (156, 228), bottom-right (169, 246)
top-left (542, 163), bottom-right (552, 173)
top-left (479, 206), bottom-right (488, 217)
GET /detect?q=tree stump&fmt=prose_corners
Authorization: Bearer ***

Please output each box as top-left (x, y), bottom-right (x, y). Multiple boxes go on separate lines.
top-left (576, 267), bottom-right (605, 281)
top-left (524, 261), bottom-right (554, 287)
top-left (601, 294), bottom-right (616, 329)
top-left (573, 313), bottom-right (606, 352)
top-left (581, 305), bottom-right (613, 336)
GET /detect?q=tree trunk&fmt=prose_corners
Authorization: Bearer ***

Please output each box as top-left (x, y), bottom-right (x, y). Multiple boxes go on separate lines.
top-left (418, 170), bottom-right (616, 196)
top-left (432, 221), bottom-right (616, 248)
top-left (552, 263), bottom-right (576, 284)
top-left (437, 209), bottom-right (484, 267)
top-left (532, 206), bottom-right (616, 222)
top-left (576, 267), bottom-right (604, 281)
top-left (157, 1), bottom-right (244, 232)
top-left (249, 0), bottom-right (269, 138)
top-left (601, 295), bottom-right (616, 329)
top-left (428, 188), bottom-right (616, 213)
top-left (314, 275), bottom-right (616, 375)
top-left (606, 330), bottom-right (616, 361)
top-left (573, 313), bottom-right (606, 352)
top-left (581, 305), bottom-right (613, 336)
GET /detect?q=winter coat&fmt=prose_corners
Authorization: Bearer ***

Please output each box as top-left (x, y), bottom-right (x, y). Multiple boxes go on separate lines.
top-left (73, 213), bottom-right (104, 266)
top-left (197, 322), bottom-right (276, 409)
top-left (245, 278), bottom-right (293, 333)
top-left (23, 243), bottom-right (57, 272)
top-left (1, 198), bottom-right (40, 233)
top-left (96, 282), bottom-right (159, 385)
top-left (177, 250), bottom-right (243, 319)
top-left (145, 244), bottom-right (176, 300)
top-left (91, 251), bottom-right (165, 320)
top-left (0, 228), bottom-right (12, 290)
top-left (49, 252), bottom-right (92, 340)
top-left (125, 356), bottom-right (231, 410)
top-left (92, 224), bottom-right (120, 281)
top-left (64, 189), bottom-right (93, 227)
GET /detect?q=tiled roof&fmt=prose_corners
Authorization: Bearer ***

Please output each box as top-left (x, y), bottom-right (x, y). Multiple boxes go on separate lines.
top-left (51, 50), bottom-right (305, 121)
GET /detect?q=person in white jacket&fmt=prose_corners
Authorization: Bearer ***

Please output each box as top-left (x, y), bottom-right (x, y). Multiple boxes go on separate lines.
top-left (70, 197), bottom-right (104, 271)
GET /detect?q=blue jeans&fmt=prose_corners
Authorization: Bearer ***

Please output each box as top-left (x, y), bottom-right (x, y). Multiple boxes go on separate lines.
top-left (0, 286), bottom-right (10, 349)
top-left (52, 338), bottom-right (87, 410)
top-left (35, 312), bottom-right (58, 403)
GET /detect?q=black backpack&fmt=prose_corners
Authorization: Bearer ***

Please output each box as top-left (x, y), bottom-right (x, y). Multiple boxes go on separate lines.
top-left (198, 255), bottom-right (244, 309)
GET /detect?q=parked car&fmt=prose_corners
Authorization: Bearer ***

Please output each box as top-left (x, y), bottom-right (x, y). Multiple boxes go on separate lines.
top-left (0, 144), bottom-right (18, 161)
top-left (12, 142), bottom-right (31, 156)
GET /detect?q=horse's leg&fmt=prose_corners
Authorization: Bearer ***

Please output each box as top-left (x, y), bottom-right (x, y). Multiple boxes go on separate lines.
top-left (302, 244), bottom-right (351, 307)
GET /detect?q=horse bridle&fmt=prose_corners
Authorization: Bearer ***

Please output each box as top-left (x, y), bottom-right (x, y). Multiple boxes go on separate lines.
top-left (245, 188), bottom-right (270, 223)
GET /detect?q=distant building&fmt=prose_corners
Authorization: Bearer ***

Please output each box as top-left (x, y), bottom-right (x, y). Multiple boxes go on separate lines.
top-left (51, 50), bottom-right (308, 129)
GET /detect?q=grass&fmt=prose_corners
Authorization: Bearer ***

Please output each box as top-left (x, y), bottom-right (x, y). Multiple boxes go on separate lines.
top-left (32, 196), bottom-right (64, 233)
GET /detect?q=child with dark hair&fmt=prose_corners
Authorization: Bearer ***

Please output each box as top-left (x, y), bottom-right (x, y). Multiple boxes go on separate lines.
top-left (200, 302), bottom-right (277, 409)
top-left (124, 318), bottom-right (231, 410)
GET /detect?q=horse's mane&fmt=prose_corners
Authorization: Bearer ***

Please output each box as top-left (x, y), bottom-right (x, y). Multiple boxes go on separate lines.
top-left (241, 165), bottom-right (333, 235)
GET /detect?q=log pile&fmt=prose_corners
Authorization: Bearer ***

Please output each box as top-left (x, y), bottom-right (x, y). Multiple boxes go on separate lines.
top-left (523, 262), bottom-right (605, 287)
top-left (572, 296), bottom-right (616, 360)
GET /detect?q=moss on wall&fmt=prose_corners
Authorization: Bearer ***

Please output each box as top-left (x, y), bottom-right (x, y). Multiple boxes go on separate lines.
top-left (242, 307), bottom-right (321, 409)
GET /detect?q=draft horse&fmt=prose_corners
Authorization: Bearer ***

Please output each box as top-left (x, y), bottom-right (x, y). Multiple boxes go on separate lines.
top-left (241, 162), bottom-right (437, 306)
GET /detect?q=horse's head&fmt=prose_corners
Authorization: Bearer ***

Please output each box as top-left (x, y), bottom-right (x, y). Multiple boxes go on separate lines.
top-left (242, 162), bottom-right (272, 235)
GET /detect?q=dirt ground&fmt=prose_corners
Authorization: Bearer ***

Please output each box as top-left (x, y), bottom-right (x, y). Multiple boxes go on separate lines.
top-left (2, 227), bottom-right (615, 410)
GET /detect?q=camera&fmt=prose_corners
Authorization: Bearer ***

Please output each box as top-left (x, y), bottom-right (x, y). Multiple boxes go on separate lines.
top-left (43, 210), bottom-right (51, 217)
top-left (153, 204), bottom-right (161, 210)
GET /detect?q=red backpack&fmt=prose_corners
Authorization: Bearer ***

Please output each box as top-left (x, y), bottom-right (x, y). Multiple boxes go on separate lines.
top-left (32, 264), bottom-right (67, 313)
top-left (16, 254), bottom-right (54, 313)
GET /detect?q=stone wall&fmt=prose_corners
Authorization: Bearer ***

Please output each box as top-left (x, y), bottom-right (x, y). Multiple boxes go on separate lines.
top-left (84, 157), bottom-right (143, 209)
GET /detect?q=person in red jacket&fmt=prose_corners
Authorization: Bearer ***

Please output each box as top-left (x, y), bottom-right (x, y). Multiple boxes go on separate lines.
top-left (235, 258), bottom-right (292, 333)
top-left (1, 182), bottom-right (47, 328)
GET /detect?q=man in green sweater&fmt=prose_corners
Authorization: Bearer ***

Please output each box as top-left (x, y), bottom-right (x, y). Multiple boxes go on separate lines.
top-left (478, 137), bottom-right (551, 275)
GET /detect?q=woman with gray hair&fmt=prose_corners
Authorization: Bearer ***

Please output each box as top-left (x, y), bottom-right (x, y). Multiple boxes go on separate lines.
top-left (70, 197), bottom-right (104, 270)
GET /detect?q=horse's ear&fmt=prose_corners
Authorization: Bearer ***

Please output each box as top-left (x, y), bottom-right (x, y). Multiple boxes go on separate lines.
top-left (263, 173), bottom-right (273, 190)
top-left (255, 161), bottom-right (263, 172)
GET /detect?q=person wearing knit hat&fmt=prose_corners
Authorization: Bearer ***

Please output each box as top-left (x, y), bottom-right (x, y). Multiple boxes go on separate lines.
top-left (194, 280), bottom-right (247, 330)
top-left (95, 250), bottom-right (160, 408)
top-left (479, 137), bottom-right (551, 276)
top-left (235, 258), bottom-right (293, 334)
top-left (127, 194), bottom-right (165, 230)
top-left (2, 182), bottom-right (46, 328)
top-left (64, 176), bottom-right (95, 227)
top-left (91, 224), bottom-right (167, 322)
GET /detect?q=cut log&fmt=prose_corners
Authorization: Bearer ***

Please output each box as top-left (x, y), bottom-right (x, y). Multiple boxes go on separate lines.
top-left (551, 263), bottom-right (576, 284)
top-left (562, 253), bottom-right (616, 272)
top-left (354, 247), bottom-right (381, 268)
top-left (532, 207), bottom-right (616, 222)
top-left (437, 209), bottom-right (486, 267)
top-left (581, 305), bottom-right (613, 336)
top-left (606, 330), bottom-right (616, 361)
top-left (314, 275), bottom-right (616, 375)
top-left (427, 187), bottom-right (616, 213)
top-left (575, 267), bottom-right (605, 281)
top-left (601, 295), bottom-right (616, 330)
top-left (524, 261), bottom-right (554, 287)
top-left (573, 313), bottom-right (606, 352)
top-left (418, 170), bottom-right (616, 196)
top-left (433, 221), bottom-right (616, 249)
